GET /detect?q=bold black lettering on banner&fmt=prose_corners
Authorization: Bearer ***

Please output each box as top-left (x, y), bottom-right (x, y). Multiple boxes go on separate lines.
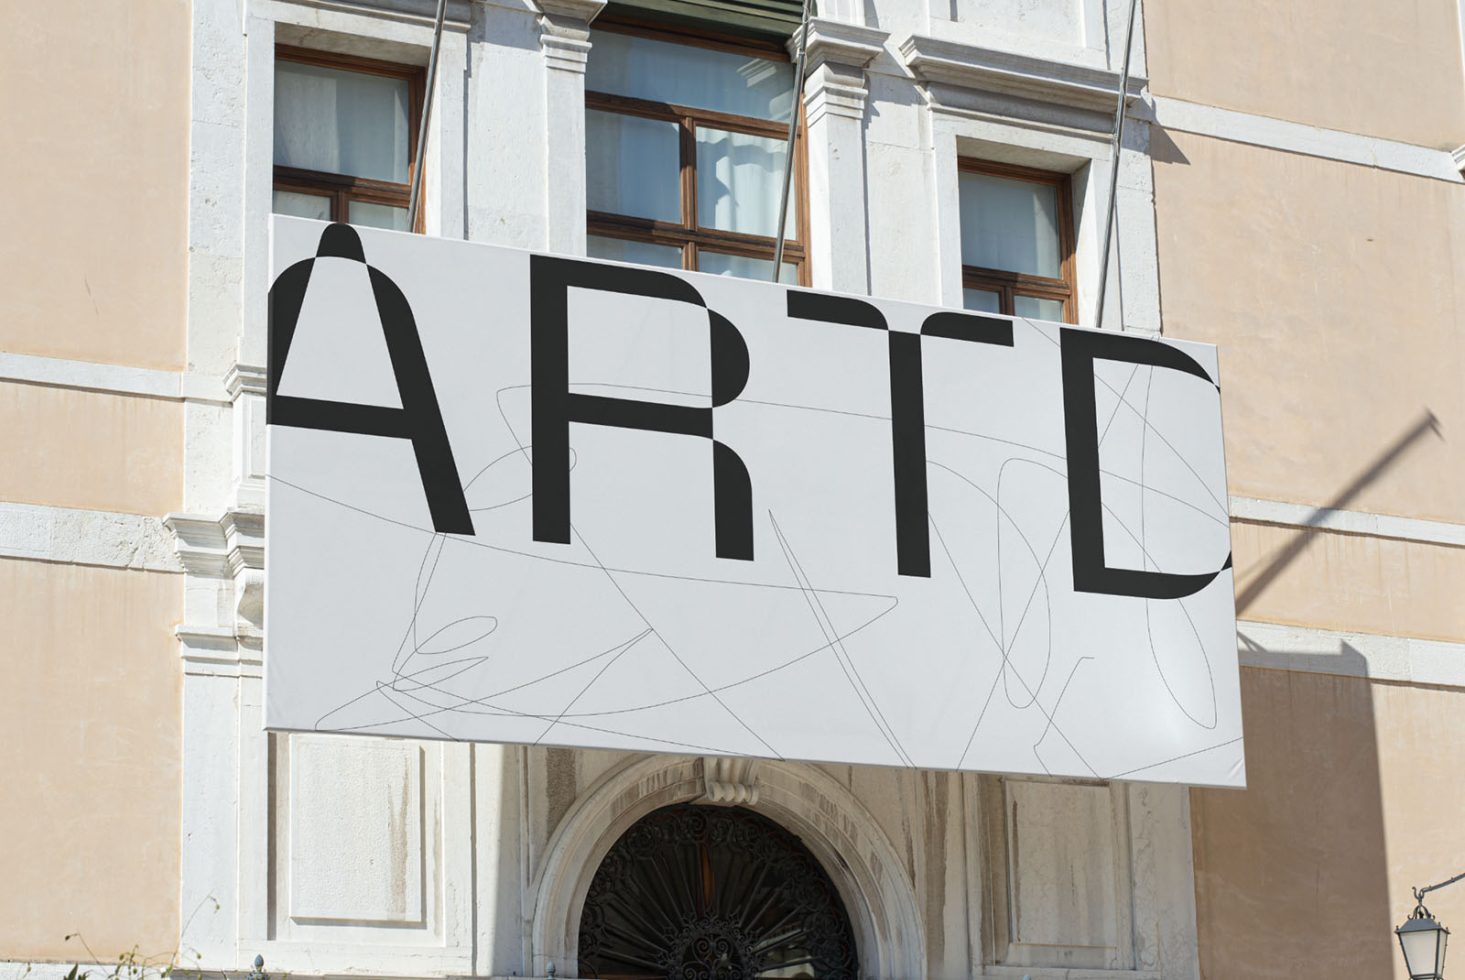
top-left (1059, 327), bottom-right (1232, 599)
top-left (530, 255), bottom-right (754, 560)
top-left (267, 224), bottom-right (473, 535)
top-left (787, 295), bottom-right (1012, 578)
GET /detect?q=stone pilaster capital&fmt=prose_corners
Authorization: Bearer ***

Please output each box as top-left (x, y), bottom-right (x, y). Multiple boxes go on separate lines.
top-left (533, 0), bottom-right (607, 72)
top-left (792, 17), bottom-right (888, 74)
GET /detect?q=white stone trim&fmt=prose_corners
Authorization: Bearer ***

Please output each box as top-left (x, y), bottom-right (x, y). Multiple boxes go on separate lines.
top-left (0, 967), bottom-right (543, 980)
top-left (1142, 95), bottom-right (1465, 184)
top-left (901, 33), bottom-right (1146, 114)
top-left (258, 0), bottom-right (474, 31)
top-left (926, 105), bottom-right (1161, 333)
top-left (166, 509), bottom-right (266, 577)
top-left (1238, 620), bottom-right (1465, 689)
top-left (1228, 495), bottom-right (1465, 548)
top-left (527, 755), bottom-right (925, 979)
top-left (1452, 143), bottom-right (1465, 175)
top-left (0, 352), bottom-right (229, 403)
top-left (797, 17), bottom-right (887, 75)
top-left (0, 502), bottom-right (183, 572)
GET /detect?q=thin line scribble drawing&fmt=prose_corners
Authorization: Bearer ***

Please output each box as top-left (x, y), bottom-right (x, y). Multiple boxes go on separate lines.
top-left (267, 234), bottom-right (1240, 781)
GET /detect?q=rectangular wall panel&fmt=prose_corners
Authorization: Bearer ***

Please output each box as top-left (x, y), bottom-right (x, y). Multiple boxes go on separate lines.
top-left (289, 735), bottom-right (425, 925)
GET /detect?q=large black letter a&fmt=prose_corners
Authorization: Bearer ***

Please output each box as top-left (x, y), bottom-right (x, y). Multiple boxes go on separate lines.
top-left (268, 224), bottom-right (473, 535)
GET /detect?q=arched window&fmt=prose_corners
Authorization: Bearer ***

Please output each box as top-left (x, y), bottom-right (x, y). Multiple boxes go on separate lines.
top-left (578, 803), bottom-right (859, 979)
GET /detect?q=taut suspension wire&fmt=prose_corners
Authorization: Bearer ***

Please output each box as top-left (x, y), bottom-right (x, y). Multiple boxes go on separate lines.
top-left (407, 0), bottom-right (451, 233)
top-left (771, 0), bottom-right (815, 281)
top-left (1092, 0), bottom-right (1141, 330)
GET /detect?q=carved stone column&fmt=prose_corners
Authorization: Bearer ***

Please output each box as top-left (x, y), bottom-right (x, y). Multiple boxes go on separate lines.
top-left (797, 19), bottom-right (888, 294)
top-left (534, 0), bottom-right (606, 256)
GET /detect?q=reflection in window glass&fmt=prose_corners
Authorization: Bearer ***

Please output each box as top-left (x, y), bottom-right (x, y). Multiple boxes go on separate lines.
top-left (587, 31), bottom-right (794, 122)
top-left (1013, 294), bottom-right (1066, 323)
top-left (587, 110), bottom-right (682, 222)
top-left (273, 189), bottom-right (332, 221)
top-left (958, 171), bottom-right (1061, 278)
top-left (698, 251), bottom-right (798, 283)
top-left (587, 235), bottom-right (683, 269)
top-left (274, 60), bottom-right (411, 182)
top-left (349, 201), bottom-right (410, 231)
top-left (962, 288), bottom-right (1002, 314)
top-left (695, 127), bottom-right (795, 238)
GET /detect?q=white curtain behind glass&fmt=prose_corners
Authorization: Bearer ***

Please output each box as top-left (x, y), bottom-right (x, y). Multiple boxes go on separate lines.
top-left (274, 61), bottom-right (411, 183)
top-left (695, 128), bottom-right (795, 238)
top-left (587, 235), bottom-right (682, 269)
top-left (273, 189), bottom-right (331, 221)
top-left (586, 110), bottom-right (681, 222)
top-left (587, 31), bottom-right (793, 122)
top-left (958, 171), bottom-right (1061, 278)
top-left (699, 251), bottom-right (797, 283)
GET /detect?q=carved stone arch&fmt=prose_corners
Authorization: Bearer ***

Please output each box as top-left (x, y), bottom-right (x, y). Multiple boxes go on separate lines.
top-left (528, 755), bottom-right (926, 978)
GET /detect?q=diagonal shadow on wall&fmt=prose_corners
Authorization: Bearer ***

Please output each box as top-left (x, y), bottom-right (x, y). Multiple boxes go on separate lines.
top-left (1234, 409), bottom-right (1442, 616)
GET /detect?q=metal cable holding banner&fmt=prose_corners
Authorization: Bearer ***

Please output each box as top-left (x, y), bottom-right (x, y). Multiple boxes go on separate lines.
top-left (1092, 0), bottom-right (1140, 331)
top-left (407, 0), bottom-right (450, 233)
top-left (771, 0), bottom-right (815, 281)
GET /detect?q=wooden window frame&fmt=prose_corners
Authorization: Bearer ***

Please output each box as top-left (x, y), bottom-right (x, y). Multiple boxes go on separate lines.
top-left (585, 18), bottom-right (810, 284)
top-left (272, 44), bottom-right (426, 233)
top-left (959, 158), bottom-right (1077, 322)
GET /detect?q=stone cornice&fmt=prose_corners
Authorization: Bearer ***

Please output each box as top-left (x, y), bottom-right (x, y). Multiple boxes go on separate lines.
top-left (283, 0), bottom-right (474, 31)
top-left (225, 362), bottom-right (268, 401)
top-left (533, 0), bottom-right (605, 72)
top-left (900, 35), bottom-right (1146, 113)
top-left (794, 18), bottom-right (888, 73)
top-left (165, 509), bottom-right (265, 578)
top-left (1453, 144), bottom-right (1465, 175)
top-left (532, 0), bottom-right (606, 20)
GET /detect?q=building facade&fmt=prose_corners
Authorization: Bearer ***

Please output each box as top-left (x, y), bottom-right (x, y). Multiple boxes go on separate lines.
top-left (1, 1), bottom-right (1463, 979)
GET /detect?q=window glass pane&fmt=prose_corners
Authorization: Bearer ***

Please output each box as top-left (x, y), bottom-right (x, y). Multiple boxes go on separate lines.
top-left (958, 170), bottom-right (1062, 278)
top-left (586, 110), bottom-right (681, 223)
top-left (962, 288), bottom-right (1002, 314)
top-left (696, 127), bottom-right (795, 238)
top-left (273, 189), bottom-right (332, 221)
top-left (587, 31), bottom-right (793, 122)
top-left (587, 234), bottom-right (683, 269)
top-left (275, 60), bottom-right (411, 183)
top-left (697, 250), bottom-right (798, 284)
top-left (349, 200), bottom-right (410, 231)
top-left (1013, 294), bottom-right (1066, 322)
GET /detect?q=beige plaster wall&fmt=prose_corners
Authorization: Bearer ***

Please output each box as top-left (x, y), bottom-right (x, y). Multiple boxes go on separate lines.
top-left (1192, 667), bottom-right (1465, 980)
top-left (0, 559), bottom-right (182, 962)
top-left (1152, 130), bottom-right (1465, 527)
top-left (0, 0), bottom-right (189, 371)
top-left (0, 383), bottom-right (182, 516)
top-left (1231, 519), bottom-right (1465, 642)
top-left (1145, 0), bottom-right (1465, 148)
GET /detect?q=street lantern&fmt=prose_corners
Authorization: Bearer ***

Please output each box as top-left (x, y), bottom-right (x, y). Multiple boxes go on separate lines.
top-left (1399, 874), bottom-right (1465, 980)
top-left (1398, 905), bottom-right (1448, 980)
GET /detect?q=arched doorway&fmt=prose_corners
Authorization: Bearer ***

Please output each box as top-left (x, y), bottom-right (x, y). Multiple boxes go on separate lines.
top-left (577, 803), bottom-right (860, 979)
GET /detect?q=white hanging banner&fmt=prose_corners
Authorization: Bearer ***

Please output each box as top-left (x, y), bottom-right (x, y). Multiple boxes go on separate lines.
top-left (264, 216), bottom-right (1244, 786)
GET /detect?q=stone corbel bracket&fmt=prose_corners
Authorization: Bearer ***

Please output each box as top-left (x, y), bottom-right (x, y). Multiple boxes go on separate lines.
top-left (166, 509), bottom-right (266, 669)
top-left (900, 34), bottom-right (1147, 116)
top-left (798, 18), bottom-right (888, 74)
top-left (794, 19), bottom-right (889, 124)
top-left (1453, 144), bottom-right (1465, 177)
top-left (700, 756), bottom-right (760, 805)
top-left (534, 0), bottom-right (607, 71)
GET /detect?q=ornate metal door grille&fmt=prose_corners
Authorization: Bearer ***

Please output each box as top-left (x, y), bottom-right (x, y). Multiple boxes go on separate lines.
top-left (578, 804), bottom-right (859, 980)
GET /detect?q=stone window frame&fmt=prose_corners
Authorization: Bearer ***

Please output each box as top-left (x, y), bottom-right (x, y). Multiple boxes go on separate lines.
top-left (271, 44), bottom-right (428, 233)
